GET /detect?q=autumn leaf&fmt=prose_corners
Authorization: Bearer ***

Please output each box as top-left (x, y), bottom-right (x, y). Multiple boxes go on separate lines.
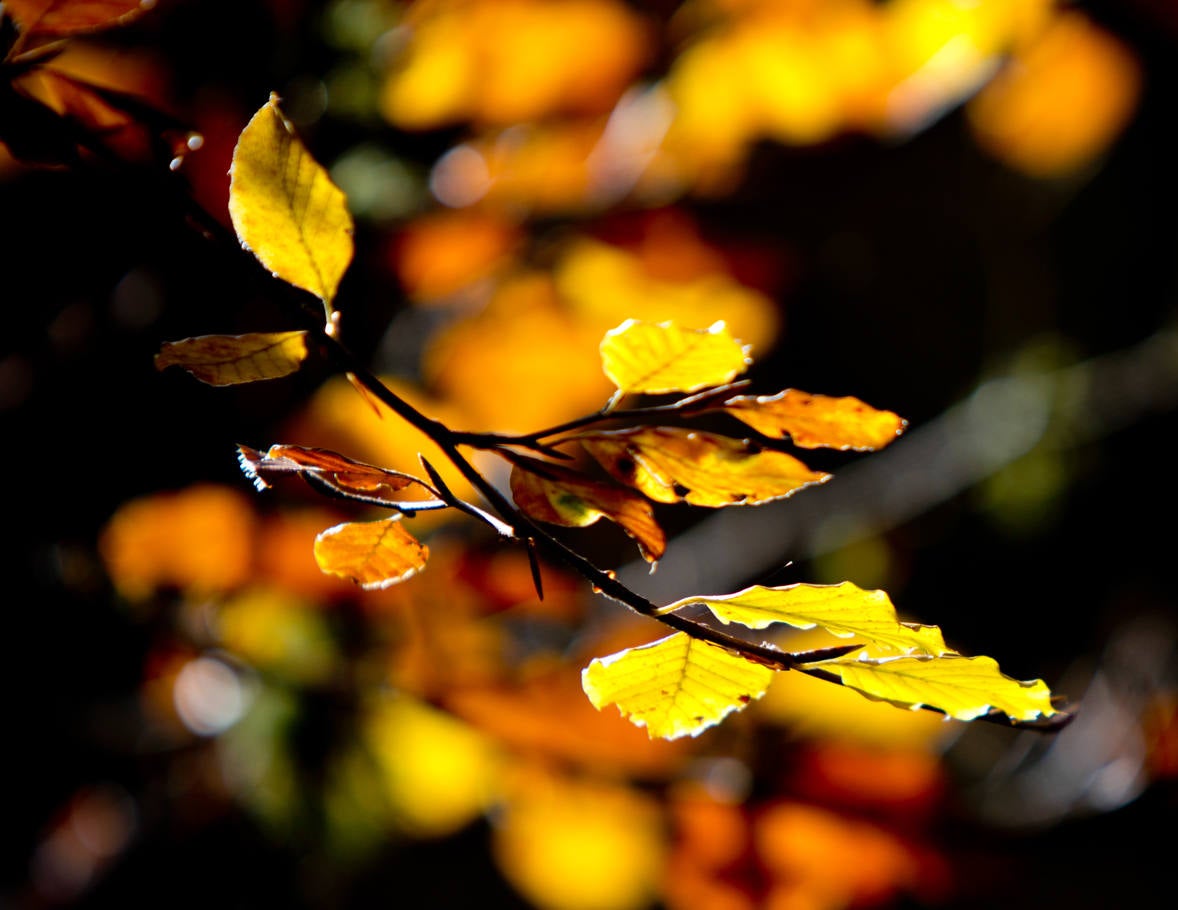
top-left (662, 582), bottom-right (950, 657)
top-left (508, 455), bottom-right (665, 562)
top-left (814, 653), bottom-right (1058, 723)
top-left (718, 389), bottom-right (907, 450)
top-left (4, 0), bottom-right (155, 37)
top-left (229, 94), bottom-right (354, 310)
top-left (599, 319), bottom-right (750, 396)
top-left (154, 331), bottom-right (309, 385)
top-left (579, 427), bottom-right (829, 507)
top-left (582, 632), bottom-right (775, 739)
top-left (237, 443), bottom-right (441, 508)
top-left (313, 517), bottom-right (429, 589)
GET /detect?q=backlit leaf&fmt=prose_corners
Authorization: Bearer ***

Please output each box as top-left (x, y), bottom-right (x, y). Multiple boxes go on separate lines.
top-left (237, 443), bottom-right (440, 508)
top-left (4, 0), bottom-right (154, 36)
top-left (599, 319), bottom-right (750, 396)
top-left (582, 632), bottom-right (775, 739)
top-left (816, 653), bottom-right (1058, 723)
top-left (313, 517), bottom-right (428, 590)
top-left (508, 455), bottom-right (665, 562)
top-left (580, 427), bottom-right (829, 507)
top-left (664, 582), bottom-right (950, 656)
top-left (155, 332), bottom-right (308, 385)
top-left (719, 389), bottom-right (907, 450)
top-left (229, 94), bottom-right (354, 308)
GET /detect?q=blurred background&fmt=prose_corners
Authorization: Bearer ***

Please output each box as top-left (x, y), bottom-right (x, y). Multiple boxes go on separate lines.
top-left (3, 0), bottom-right (1177, 907)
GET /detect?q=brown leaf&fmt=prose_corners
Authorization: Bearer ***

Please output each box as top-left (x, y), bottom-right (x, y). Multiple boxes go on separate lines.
top-left (579, 427), bottom-right (829, 507)
top-left (718, 389), bottom-right (907, 450)
top-left (154, 331), bottom-right (308, 385)
top-left (508, 455), bottom-right (665, 562)
top-left (4, 0), bottom-right (155, 37)
top-left (313, 517), bottom-right (429, 590)
top-left (237, 444), bottom-right (440, 508)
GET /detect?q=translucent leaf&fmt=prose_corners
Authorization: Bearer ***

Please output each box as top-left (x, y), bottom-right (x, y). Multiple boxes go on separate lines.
top-left (229, 94), bottom-right (354, 308)
top-left (817, 653), bottom-right (1058, 723)
top-left (237, 443), bottom-right (440, 508)
top-left (4, 0), bottom-right (154, 36)
top-left (154, 332), bottom-right (308, 385)
top-left (664, 582), bottom-right (950, 656)
top-left (600, 319), bottom-right (750, 395)
top-left (582, 632), bottom-right (775, 739)
top-left (313, 517), bottom-right (428, 590)
top-left (508, 455), bottom-right (665, 563)
top-left (719, 389), bottom-right (907, 450)
top-left (580, 427), bottom-right (829, 507)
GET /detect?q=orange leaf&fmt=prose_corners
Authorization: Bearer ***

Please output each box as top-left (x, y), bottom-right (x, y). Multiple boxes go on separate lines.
top-left (4, 0), bottom-right (155, 36)
top-left (508, 455), bottom-right (665, 562)
top-left (719, 389), bottom-right (906, 450)
top-left (238, 444), bottom-right (440, 508)
top-left (313, 517), bottom-right (429, 590)
top-left (155, 331), bottom-right (308, 385)
top-left (580, 427), bottom-right (829, 507)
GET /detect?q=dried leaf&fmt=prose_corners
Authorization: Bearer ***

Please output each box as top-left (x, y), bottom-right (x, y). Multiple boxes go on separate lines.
top-left (229, 94), bottom-right (353, 308)
top-left (313, 517), bottom-right (428, 590)
top-left (582, 632), bottom-right (775, 739)
top-left (154, 331), bottom-right (308, 385)
top-left (4, 0), bottom-right (154, 36)
top-left (663, 582), bottom-right (950, 657)
top-left (719, 389), bottom-right (907, 450)
top-left (508, 455), bottom-right (665, 562)
top-left (580, 427), bottom-right (829, 507)
top-left (816, 653), bottom-right (1058, 723)
top-left (237, 443), bottom-right (440, 508)
top-left (599, 319), bottom-right (750, 396)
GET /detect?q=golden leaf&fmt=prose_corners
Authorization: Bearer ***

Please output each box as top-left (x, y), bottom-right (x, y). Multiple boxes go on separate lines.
top-left (313, 517), bottom-right (428, 590)
top-left (508, 455), bottom-right (665, 562)
top-left (155, 332), bottom-right (308, 385)
top-left (720, 389), bottom-right (906, 450)
top-left (817, 653), bottom-right (1058, 723)
top-left (4, 0), bottom-right (154, 36)
top-left (663, 582), bottom-right (950, 657)
top-left (582, 632), bottom-right (775, 739)
top-left (229, 94), bottom-right (354, 308)
top-left (580, 427), bottom-right (829, 507)
top-left (599, 319), bottom-right (750, 396)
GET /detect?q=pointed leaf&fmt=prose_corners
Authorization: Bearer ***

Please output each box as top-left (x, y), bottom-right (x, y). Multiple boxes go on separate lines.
top-left (4, 0), bottom-right (154, 36)
top-left (579, 427), bottom-right (829, 507)
top-left (313, 517), bottom-right (428, 590)
top-left (237, 444), bottom-right (442, 509)
top-left (719, 389), bottom-right (907, 450)
top-left (508, 455), bottom-right (665, 562)
top-left (600, 320), bottom-right (750, 395)
top-left (229, 94), bottom-right (353, 308)
top-left (155, 331), bottom-right (308, 385)
top-left (815, 653), bottom-right (1058, 723)
top-left (582, 633), bottom-right (775, 740)
top-left (664, 582), bottom-right (950, 656)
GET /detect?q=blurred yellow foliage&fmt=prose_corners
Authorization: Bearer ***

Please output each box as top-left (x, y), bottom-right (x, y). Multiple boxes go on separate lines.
top-left (967, 11), bottom-right (1142, 177)
top-left (393, 211), bottom-right (521, 303)
top-left (100, 485), bottom-right (255, 600)
top-left (382, 0), bottom-right (649, 128)
top-left (217, 587), bottom-right (336, 684)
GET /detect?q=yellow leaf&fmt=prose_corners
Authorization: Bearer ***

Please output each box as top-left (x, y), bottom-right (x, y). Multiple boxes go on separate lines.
top-left (664, 582), bottom-right (950, 657)
top-left (313, 517), bottom-right (428, 590)
top-left (582, 632), bottom-right (775, 739)
top-left (720, 389), bottom-right (907, 450)
top-left (599, 319), bottom-right (750, 396)
top-left (508, 456), bottom-right (665, 562)
top-left (820, 653), bottom-right (1057, 723)
top-left (154, 331), bottom-right (308, 385)
top-left (580, 427), bottom-right (829, 507)
top-left (4, 0), bottom-right (154, 36)
top-left (229, 94), bottom-right (354, 308)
